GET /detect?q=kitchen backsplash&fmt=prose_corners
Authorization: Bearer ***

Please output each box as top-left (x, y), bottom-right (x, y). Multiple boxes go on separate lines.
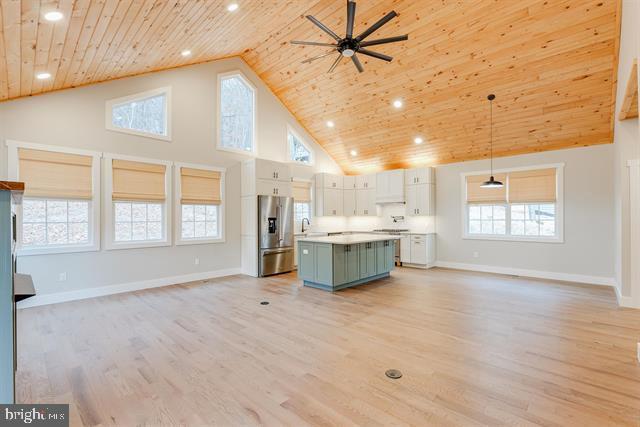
top-left (311, 203), bottom-right (435, 233)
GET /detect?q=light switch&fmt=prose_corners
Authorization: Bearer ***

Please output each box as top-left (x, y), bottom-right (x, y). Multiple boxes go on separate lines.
top-left (303, 249), bottom-right (309, 255)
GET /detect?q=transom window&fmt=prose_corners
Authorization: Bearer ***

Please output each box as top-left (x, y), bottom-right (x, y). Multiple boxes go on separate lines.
top-left (218, 73), bottom-right (255, 154)
top-left (114, 202), bottom-right (163, 242)
top-left (288, 128), bottom-right (312, 164)
top-left (106, 87), bottom-right (171, 140)
top-left (464, 166), bottom-right (562, 242)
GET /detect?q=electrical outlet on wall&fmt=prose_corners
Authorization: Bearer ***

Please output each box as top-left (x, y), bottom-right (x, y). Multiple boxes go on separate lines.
top-left (58, 272), bottom-right (67, 282)
top-left (473, 251), bottom-right (479, 258)
top-left (194, 258), bottom-right (200, 266)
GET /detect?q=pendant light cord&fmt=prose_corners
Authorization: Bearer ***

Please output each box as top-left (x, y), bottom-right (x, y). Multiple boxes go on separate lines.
top-left (490, 97), bottom-right (493, 177)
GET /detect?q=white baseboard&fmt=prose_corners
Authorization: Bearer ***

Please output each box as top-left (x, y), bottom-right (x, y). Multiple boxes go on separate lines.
top-left (17, 268), bottom-right (242, 309)
top-left (618, 293), bottom-right (639, 309)
top-left (434, 261), bottom-right (616, 287)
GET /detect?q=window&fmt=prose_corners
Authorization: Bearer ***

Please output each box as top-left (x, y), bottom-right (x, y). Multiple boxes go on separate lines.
top-left (218, 72), bottom-right (255, 154)
top-left (288, 127), bottom-right (313, 165)
top-left (292, 180), bottom-right (312, 228)
top-left (8, 142), bottom-right (101, 255)
top-left (106, 87), bottom-right (171, 141)
top-left (106, 155), bottom-right (171, 249)
top-left (176, 163), bottom-right (225, 244)
top-left (114, 202), bottom-right (163, 242)
top-left (463, 165), bottom-right (563, 242)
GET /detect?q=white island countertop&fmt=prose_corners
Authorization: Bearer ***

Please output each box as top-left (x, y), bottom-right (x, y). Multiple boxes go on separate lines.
top-left (297, 233), bottom-right (400, 245)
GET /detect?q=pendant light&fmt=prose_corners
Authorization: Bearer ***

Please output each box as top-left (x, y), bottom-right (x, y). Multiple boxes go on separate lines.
top-left (481, 94), bottom-right (504, 188)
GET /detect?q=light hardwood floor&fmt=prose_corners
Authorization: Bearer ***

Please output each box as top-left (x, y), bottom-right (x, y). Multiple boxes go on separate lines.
top-left (16, 267), bottom-right (640, 426)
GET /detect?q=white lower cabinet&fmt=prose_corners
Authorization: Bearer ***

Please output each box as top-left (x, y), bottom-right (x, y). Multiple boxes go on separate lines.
top-left (400, 234), bottom-right (436, 268)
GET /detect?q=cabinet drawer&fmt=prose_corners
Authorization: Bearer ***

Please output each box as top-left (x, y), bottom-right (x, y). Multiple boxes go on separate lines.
top-left (411, 234), bottom-right (425, 241)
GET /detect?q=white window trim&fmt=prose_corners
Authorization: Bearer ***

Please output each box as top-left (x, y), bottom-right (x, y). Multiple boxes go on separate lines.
top-left (216, 71), bottom-right (257, 156)
top-left (104, 152), bottom-right (172, 250)
top-left (174, 162), bottom-right (226, 245)
top-left (286, 125), bottom-right (315, 166)
top-left (460, 163), bottom-right (565, 243)
top-left (6, 140), bottom-right (102, 256)
top-left (105, 86), bottom-right (172, 142)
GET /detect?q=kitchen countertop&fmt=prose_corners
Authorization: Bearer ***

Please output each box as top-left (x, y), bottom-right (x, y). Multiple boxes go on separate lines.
top-left (297, 233), bottom-right (400, 245)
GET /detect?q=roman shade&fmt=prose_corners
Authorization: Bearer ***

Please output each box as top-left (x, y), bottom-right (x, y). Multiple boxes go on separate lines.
top-left (180, 167), bottom-right (222, 205)
top-left (18, 148), bottom-right (93, 199)
top-left (508, 168), bottom-right (556, 203)
top-left (292, 181), bottom-right (311, 202)
top-left (112, 159), bottom-right (166, 201)
top-left (465, 173), bottom-right (507, 203)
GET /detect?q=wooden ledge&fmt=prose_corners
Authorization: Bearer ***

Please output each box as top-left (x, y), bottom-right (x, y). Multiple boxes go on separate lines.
top-left (619, 59), bottom-right (638, 121)
top-left (0, 181), bottom-right (24, 192)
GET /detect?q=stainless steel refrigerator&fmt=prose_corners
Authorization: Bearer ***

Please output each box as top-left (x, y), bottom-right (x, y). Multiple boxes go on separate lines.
top-left (258, 195), bottom-right (294, 277)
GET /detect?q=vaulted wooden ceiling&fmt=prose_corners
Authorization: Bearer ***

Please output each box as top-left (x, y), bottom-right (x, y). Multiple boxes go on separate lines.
top-left (0, 0), bottom-right (622, 173)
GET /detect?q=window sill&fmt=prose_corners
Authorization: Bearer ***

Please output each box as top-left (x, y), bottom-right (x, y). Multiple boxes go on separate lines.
top-left (106, 126), bottom-right (171, 142)
top-left (463, 234), bottom-right (564, 244)
top-left (287, 159), bottom-right (315, 167)
top-left (106, 240), bottom-right (171, 251)
top-left (176, 237), bottom-right (225, 246)
top-left (216, 144), bottom-right (257, 157)
top-left (18, 243), bottom-right (100, 257)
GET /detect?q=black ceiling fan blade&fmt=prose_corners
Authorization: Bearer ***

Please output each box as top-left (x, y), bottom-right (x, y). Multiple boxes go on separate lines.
top-left (346, 1), bottom-right (356, 39)
top-left (351, 54), bottom-right (364, 73)
top-left (328, 54), bottom-right (343, 73)
top-left (291, 40), bottom-right (337, 47)
top-left (306, 15), bottom-right (342, 42)
top-left (357, 48), bottom-right (393, 62)
top-left (359, 34), bottom-right (408, 48)
top-left (355, 10), bottom-right (397, 42)
top-left (302, 51), bottom-right (336, 64)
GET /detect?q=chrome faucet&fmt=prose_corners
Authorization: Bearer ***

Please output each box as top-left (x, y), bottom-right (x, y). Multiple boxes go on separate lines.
top-left (301, 217), bottom-right (311, 233)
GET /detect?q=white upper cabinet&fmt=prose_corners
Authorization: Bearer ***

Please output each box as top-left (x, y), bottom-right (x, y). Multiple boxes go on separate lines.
top-left (376, 169), bottom-right (405, 203)
top-left (316, 173), bottom-right (343, 189)
top-left (405, 167), bottom-right (435, 186)
top-left (356, 188), bottom-right (377, 216)
top-left (406, 184), bottom-right (434, 216)
top-left (344, 188), bottom-right (356, 217)
top-left (343, 175), bottom-right (356, 189)
top-left (316, 187), bottom-right (343, 217)
top-left (254, 158), bottom-right (291, 182)
top-left (355, 174), bottom-right (375, 189)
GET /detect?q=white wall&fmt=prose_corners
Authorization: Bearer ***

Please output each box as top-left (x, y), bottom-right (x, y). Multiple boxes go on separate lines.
top-left (0, 57), bottom-right (341, 297)
top-left (435, 145), bottom-right (615, 284)
top-left (613, 0), bottom-right (640, 300)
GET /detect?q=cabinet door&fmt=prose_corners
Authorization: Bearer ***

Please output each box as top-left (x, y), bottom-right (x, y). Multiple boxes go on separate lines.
top-left (366, 188), bottom-right (377, 216)
top-left (356, 189), bottom-right (367, 216)
top-left (388, 170), bottom-right (405, 200)
top-left (333, 245), bottom-right (347, 285)
top-left (298, 242), bottom-right (314, 280)
top-left (256, 180), bottom-right (291, 197)
top-left (356, 174), bottom-right (374, 189)
top-left (315, 244), bottom-right (333, 285)
top-left (344, 189), bottom-right (356, 217)
top-left (387, 241), bottom-right (396, 271)
top-left (359, 243), bottom-right (368, 279)
top-left (416, 184), bottom-right (434, 216)
top-left (366, 242), bottom-right (377, 276)
top-left (346, 244), bottom-right (360, 283)
top-left (404, 169), bottom-right (416, 186)
top-left (410, 236), bottom-right (427, 265)
top-left (376, 172), bottom-right (388, 197)
top-left (343, 176), bottom-right (356, 189)
top-left (400, 235), bottom-right (410, 263)
top-left (406, 185), bottom-right (417, 216)
top-left (274, 163), bottom-right (291, 182)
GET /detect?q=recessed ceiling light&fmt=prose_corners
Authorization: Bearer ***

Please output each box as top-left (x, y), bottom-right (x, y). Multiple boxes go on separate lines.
top-left (36, 72), bottom-right (52, 80)
top-left (44, 11), bottom-right (64, 21)
top-left (392, 99), bottom-right (403, 109)
top-left (227, 3), bottom-right (239, 12)
top-left (414, 137), bottom-right (424, 145)
top-left (350, 149), bottom-right (358, 157)
top-left (326, 120), bottom-right (335, 128)
top-left (181, 49), bottom-right (192, 57)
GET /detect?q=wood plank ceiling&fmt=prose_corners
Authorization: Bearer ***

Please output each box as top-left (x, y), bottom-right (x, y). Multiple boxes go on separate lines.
top-left (0, 0), bottom-right (622, 173)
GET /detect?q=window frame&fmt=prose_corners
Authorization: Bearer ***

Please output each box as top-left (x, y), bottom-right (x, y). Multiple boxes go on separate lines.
top-left (6, 140), bottom-right (101, 256)
top-left (104, 153), bottom-right (172, 250)
top-left (287, 125), bottom-right (314, 166)
top-left (216, 71), bottom-right (257, 156)
top-left (105, 86), bottom-right (172, 142)
top-left (174, 162), bottom-right (226, 245)
top-left (461, 163), bottom-right (564, 243)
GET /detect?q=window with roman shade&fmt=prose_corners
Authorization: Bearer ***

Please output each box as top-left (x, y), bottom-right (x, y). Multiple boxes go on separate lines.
top-left (14, 145), bottom-right (100, 254)
top-left (463, 166), bottom-right (562, 241)
top-left (292, 180), bottom-right (312, 229)
top-left (177, 165), bottom-right (225, 243)
top-left (109, 158), bottom-right (169, 246)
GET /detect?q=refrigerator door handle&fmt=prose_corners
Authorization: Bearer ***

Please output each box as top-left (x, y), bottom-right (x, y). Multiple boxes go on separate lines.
top-left (276, 205), bottom-right (284, 242)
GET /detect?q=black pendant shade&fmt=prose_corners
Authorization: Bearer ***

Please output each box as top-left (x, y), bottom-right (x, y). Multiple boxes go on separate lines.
top-left (482, 94), bottom-right (503, 188)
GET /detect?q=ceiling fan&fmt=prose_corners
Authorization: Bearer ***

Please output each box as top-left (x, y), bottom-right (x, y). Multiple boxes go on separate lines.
top-left (291, 1), bottom-right (408, 73)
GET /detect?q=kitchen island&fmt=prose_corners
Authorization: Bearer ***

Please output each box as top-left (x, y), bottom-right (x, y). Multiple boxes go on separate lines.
top-left (297, 234), bottom-right (399, 291)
